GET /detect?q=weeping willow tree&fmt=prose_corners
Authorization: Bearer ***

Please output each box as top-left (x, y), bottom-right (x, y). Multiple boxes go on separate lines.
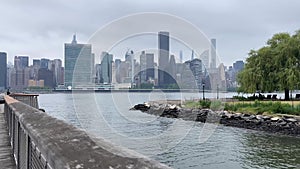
top-left (237, 31), bottom-right (300, 100)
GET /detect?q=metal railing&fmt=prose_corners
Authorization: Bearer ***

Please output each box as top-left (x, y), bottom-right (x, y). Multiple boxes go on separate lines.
top-left (4, 95), bottom-right (171, 169)
top-left (9, 93), bottom-right (39, 109)
top-left (4, 97), bottom-right (52, 169)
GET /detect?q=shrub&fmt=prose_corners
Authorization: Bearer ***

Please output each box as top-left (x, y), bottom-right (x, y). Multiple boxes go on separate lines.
top-left (210, 100), bottom-right (223, 111)
top-left (199, 100), bottom-right (211, 109)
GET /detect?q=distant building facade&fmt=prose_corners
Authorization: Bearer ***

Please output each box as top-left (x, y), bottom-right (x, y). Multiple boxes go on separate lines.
top-left (200, 49), bottom-right (209, 70)
top-left (158, 31), bottom-right (170, 87)
top-left (146, 53), bottom-right (155, 82)
top-left (38, 68), bottom-right (54, 88)
top-left (233, 60), bottom-right (244, 72)
top-left (64, 34), bottom-right (93, 87)
top-left (0, 52), bottom-right (7, 90)
top-left (14, 56), bottom-right (29, 69)
top-left (100, 52), bottom-right (113, 83)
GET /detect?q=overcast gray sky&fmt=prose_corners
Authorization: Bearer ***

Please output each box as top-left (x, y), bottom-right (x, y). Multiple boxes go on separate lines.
top-left (1, 0), bottom-right (300, 66)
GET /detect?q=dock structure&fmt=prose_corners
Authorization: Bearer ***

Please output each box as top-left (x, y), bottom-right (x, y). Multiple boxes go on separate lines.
top-left (0, 94), bottom-right (171, 169)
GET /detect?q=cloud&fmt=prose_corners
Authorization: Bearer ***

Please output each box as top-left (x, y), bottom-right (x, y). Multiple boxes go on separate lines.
top-left (1, 0), bottom-right (300, 66)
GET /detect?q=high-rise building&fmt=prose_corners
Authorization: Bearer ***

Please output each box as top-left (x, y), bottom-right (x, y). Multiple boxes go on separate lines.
top-left (189, 58), bottom-right (203, 90)
top-left (64, 34), bottom-right (93, 87)
top-left (49, 59), bottom-right (63, 86)
top-left (200, 49), bottom-right (209, 70)
top-left (14, 56), bottom-right (29, 69)
top-left (10, 68), bottom-right (30, 90)
top-left (140, 51), bottom-right (147, 83)
top-left (33, 59), bottom-right (41, 68)
top-left (158, 31), bottom-right (169, 87)
top-left (95, 64), bottom-right (102, 84)
top-left (210, 39), bottom-right (217, 69)
top-left (233, 60), bottom-right (244, 72)
top-left (125, 50), bottom-right (135, 84)
top-left (179, 50), bottom-right (183, 63)
top-left (169, 55), bottom-right (176, 81)
top-left (191, 50), bottom-right (194, 60)
top-left (41, 58), bottom-right (50, 69)
top-left (100, 52), bottom-right (113, 83)
top-left (0, 52), bottom-right (7, 90)
top-left (38, 68), bottom-right (54, 88)
top-left (115, 59), bottom-right (122, 83)
top-left (146, 53), bottom-right (154, 81)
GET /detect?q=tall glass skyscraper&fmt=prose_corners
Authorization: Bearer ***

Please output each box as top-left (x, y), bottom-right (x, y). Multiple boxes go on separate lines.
top-left (100, 52), bottom-right (113, 83)
top-left (0, 52), bottom-right (7, 90)
top-left (64, 35), bottom-right (93, 88)
top-left (158, 31), bottom-right (169, 87)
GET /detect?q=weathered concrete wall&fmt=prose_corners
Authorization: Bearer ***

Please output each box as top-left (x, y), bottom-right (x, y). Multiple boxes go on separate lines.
top-left (5, 96), bottom-right (171, 169)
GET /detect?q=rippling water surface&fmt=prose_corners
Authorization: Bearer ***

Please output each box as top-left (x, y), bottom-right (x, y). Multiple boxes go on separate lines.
top-left (39, 93), bottom-right (300, 169)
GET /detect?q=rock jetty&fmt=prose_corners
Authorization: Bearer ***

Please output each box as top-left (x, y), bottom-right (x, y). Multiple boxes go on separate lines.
top-left (131, 102), bottom-right (300, 136)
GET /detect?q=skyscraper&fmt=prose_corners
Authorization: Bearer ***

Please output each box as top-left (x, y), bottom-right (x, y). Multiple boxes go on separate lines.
top-left (11, 56), bottom-right (29, 90)
top-left (189, 58), bottom-right (203, 90)
top-left (14, 56), bottom-right (29, 69)
top-left (49, 59), bottom-right (63, 86)
top-left (64, 34), bottom-right (93, 87)
top-left (200, 49), bottom-right (209, 70)
top-left (158, 31), bottom-right (169, 87)
top-left (233, 60), bottom-right (245, 72)
top-left (169, 55), bottom-right (176, 81)
top-left (140, 51), bottom-right (147, 83)
top-left (146, 53), bottom-right (154, 81)
top-left (210, 39), bottom-right (217, 69)
top-left (33, 59), bottom-right (41, 67)
top-left (100, 52), bottom-right (113, 83)
top-left (38, 68), bottom-right (54, 88)
top-left (0, 52), bottom-right (7, 90)
top-left (179, 50), bottom-right (183, 63)
top-left (40, 58), bottom-right (50, 69)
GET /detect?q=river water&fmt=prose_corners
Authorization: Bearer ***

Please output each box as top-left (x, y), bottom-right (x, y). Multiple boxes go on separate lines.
top-left (39, 92), bottom-right (300, 169)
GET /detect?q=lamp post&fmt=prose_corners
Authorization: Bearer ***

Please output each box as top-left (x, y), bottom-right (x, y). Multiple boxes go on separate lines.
top-left (217, 84), bottom-right (219, 99)
top-left (202, 82), bottom-right (205, 100)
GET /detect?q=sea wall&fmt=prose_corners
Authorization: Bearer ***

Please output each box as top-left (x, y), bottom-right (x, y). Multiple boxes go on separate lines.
top-left (4, 95), bottom-right (171, 169)
top-left (131, 102), bottom-right (300, 136)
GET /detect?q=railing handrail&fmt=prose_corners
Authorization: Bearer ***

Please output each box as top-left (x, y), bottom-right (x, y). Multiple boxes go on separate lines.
top-left (8, 93), bottom-right (39, 109)
top-left (9, 93), bottom-right (39, 97)
top-left (4, 95), bottom-right (171, 169)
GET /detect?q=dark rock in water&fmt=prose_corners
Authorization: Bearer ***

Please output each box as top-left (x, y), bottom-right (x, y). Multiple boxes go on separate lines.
top-left (160, 106), bottom-right (179, 118)
top-left (131, 103), bottom-right (150, 112)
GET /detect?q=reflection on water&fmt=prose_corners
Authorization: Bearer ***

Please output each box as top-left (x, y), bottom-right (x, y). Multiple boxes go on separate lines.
top-left (39, 93), bottom-right (300, 169)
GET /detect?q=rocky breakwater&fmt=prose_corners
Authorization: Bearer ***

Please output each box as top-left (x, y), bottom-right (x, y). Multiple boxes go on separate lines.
top-left (131, 102), bottom-right (300, 136)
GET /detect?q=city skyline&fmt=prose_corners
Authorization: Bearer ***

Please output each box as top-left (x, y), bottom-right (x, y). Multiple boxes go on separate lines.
top-left (1, 0), bottom-right (300, 66)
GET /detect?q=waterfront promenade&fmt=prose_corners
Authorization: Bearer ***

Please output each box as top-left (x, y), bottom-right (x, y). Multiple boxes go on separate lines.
top-left (0, 104), bottom-right (15, 169)
top-left (0, 94), bottom-right (171, 169)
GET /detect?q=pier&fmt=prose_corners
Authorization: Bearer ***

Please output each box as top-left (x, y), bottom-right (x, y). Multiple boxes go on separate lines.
top-left (0, 94), bottom-right (171, 169)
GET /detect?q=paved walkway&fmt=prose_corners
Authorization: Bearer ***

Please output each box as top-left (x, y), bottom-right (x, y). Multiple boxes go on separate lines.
top-left (0, 104), bottom-right (16, 169)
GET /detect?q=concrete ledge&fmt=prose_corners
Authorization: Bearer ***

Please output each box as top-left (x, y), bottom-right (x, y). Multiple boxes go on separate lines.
top-left (5, 96), bottom-right (171, 169)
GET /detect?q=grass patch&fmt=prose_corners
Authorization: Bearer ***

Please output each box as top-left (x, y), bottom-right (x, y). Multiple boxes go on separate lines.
top-left (184, 100), bottom-right (224, 111)
top-left (184, 100), bottom-right (300, 115)
top-left (224, 101), bottom-right (300, 115)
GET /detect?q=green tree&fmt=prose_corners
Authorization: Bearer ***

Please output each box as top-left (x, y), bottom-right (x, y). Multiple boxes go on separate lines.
top-left (237, 30), bottom-right (300, 100)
